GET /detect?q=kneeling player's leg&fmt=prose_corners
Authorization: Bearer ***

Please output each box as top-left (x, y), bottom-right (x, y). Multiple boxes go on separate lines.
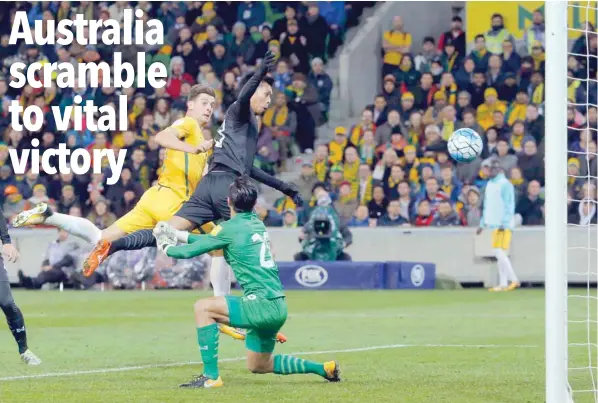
top-left (179, 296), bottom-right (230, 388)
top-left (0, 265), bottom-right (41, 365)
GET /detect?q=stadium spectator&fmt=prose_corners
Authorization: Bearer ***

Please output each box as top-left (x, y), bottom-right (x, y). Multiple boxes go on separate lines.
top-left (439, 105), bottom-right (462, 141)
top-left (318, 1), bottom-right (345, 57)
top-left (375, 109), bottom-right (403, 147)
top-left (23, 184), bottom-right (51, 211)
top-left (382, 75), bottom-right (400, 107)
top-left (417, 177), bottom-right (448, 214)
top-left (17, 170), bottom-right (46, 200)
top-left (86, 198), bottom-right (117, 230)
top-left (440, 38), bottom-right (461, 74)
top-left (296, 161), bottom-right (319, 203)
top-left (368, 95), bottom-right (389, 127)
top-left (3, 185), bottom-right (24, 222)
top-left (254, 197), bottom-right (283, 227)
top-left (254, 23), bottom-right (272, 60)
top-left (359, 130), bottom-right (377, 167)
top-left (280, 19), bottom-right (309, 74)
top-left (516, 180), bottom-right (544, 225)
top-left (414, 199), bottom-right (434, 226)
top-left (495, 139), bottom-right (518, 175)
top-left (518, 138), bottom-right (544, 185)
top-left (461, 187), bottom-right (483, 227)
top-left (57, 185), bottom-right (79, 215)
top-left (282, 209), bottom-right (299, 228)
top-left (469, 34), bottom-right (490, 71)
top-left (524, 9), bottom-right (545, 55)
top-left (477, 88), bottom-right (506, 131)
top-left (273, 59), bottom-right (292, 92)
top-left (399, 92), bottom-right (416, 123)
top-left (431, 200), bottom-right (462, 226)
top-left (382, 16), bottom-right (412, 77)
top-left (342, 146), bottom-right (360, 185)
top-left (18, 229), bottom-right (79, 290)
top-left (423, 92), bottom-right (447, 126)
top-left (367, 185), bottom-right (388, 221)
top-left (383, 165), bottom-right (405, 200)
top-left (414, 36), bottom-right (438, 73)
top-left (438, 16), bottom-right (465, 57)
top-left (229, 22), bottom-right (256, 68)
top-left (509, 167), bottom-right (527, 202)
top-left (285, 73), bottom-right (319, 150)
top-left (578, 198), bottom-right (597, 225)
top-left (379, 200), bottom-right (409, 227)
top-left (396, 180), bottom-right (414, 221)
top-left (497, 72), bottom-right (518, 104)
top-left (579, 141), bottom-right (598, 178)
top-left (237, 1), bottom-right (266, 33)
top-left (395, 54), bottom-right (420, 92)
top-left (272, 5), bottom-right (297, 39)
top-left (263, 91), bottom-right (297, 164)
top-left (439, 165), bottom-right (461, 202)
top-left (455, 58), bottom-right (475, 90)
top-left (356, 163), bottom-right (374, 205)
top-left (334, 181), bottom-right (358, 223)
top-left (348, 205), bottom-right (370, 227)
top-left (301, 3), bottom-right (330, 61)
top-left (350, 108), bottom-right (375, 145)
top-left (501, 39), bottom-right (521, 74)
top-left (484, 13), bottom-right (514, 55)
top-left (308, 58), bottom-right (333, 122)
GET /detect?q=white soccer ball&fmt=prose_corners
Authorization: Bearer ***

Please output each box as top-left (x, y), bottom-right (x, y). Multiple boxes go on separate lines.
top-left (447, 128), bottom-right (483, 163)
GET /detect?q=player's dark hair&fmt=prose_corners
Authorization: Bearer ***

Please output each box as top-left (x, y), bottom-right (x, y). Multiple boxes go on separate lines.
top-left (229, 175), bottom-right (258, 213)
top-left (239, 73), bottom-right (274, 90)
top-left (188, 84), bottom-right (216, 101)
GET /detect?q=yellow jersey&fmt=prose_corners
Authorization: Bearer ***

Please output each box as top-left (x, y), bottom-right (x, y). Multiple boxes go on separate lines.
top-left (157, 116), bottom-right (209, 199)
top-left (383, 30), bottom-right (412, 66)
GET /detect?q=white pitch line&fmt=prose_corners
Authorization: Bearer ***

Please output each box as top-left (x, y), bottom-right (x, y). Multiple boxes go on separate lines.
top-left (0, 343), bottom-right (539, 382)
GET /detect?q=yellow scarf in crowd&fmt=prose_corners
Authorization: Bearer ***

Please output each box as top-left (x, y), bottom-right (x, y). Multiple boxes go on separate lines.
top-left (274, 196), bottom-right (297, 213)
top-left (314, 160), bottom-right (329, 181)
top-left (441, 182), bottom-right (453, 197)
top-left (343, 161), bottom-right (359, 183)
top-left (510, 177), bottom-right (524, 186)
top-left (445, 52), bottom-right (459, 73)
top-left (511, 133), bottom-right (524, 151)
top-left (128, 104), bottom-right (145, 127)
top-left (439, 83), bottom-right (458, 105)
top-left (506, 102), bottom-right (527, 126)
top-left (441, 120), bottom-right (455, 141)
top-left (532, 83), bottom-right (544, 105)
top-left (263, 105), bottom-right (289, 128)
top-left (350, 123), bottom-right (374, 146)
top-left (532, 52), bottom-right (545, 71)
top-left (329, 140), bottom-right (347, 164)
top-left (407, 128), bottom-right (420, 146)
top-left (387, 176), bottom-right (400, 190)
top-left (568, 80), bottom-right (581, 103)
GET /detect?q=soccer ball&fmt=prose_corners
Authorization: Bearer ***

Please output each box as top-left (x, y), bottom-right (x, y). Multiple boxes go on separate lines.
top-left (447, 128), bottom-right (483, 163)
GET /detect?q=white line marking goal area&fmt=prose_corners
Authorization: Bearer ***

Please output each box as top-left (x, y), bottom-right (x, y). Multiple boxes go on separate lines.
top-left (0, 343), bottom-right (539, 382)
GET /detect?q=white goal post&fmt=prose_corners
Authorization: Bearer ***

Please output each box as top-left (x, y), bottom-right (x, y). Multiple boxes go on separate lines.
top-left (545, 1), bottom-right (570, 402)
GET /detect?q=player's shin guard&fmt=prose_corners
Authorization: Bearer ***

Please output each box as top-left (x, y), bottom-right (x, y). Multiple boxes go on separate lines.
top-left (273, 354), bottom-right (327, 377)
top-left (196, 323), bottom-right (220, 380)
top-left (210, 256), bottom-right (231, 297)
top-left (109, 229), bottom-right (156, 254)
top-left (1, 302), bottom-right (28, 354)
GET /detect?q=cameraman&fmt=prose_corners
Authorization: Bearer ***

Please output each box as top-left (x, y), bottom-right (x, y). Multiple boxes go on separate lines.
top-left (294, 184), bottom-right (352, 261)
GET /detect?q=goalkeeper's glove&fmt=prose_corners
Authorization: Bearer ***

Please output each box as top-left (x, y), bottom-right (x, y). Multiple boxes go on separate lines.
top-left (281, 182), bottom-right (304, 207)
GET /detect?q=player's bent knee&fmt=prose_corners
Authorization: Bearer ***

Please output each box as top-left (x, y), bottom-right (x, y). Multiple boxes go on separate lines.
top-left (246, 360), bottom-right (270, 374)
top-left (193, 299), bottom-right (210, 314)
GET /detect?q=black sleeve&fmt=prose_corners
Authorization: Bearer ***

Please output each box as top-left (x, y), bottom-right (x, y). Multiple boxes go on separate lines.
top-left (340, 223), bottom-right (353, 247)
top-left (0, 209), bottom-right (11, 244)
top-left (250, 166), bottom-right (285, 192)
top-left (52, 255), bottom-right (74, 270)
top-left (238, 67), bottom-right (268, 106)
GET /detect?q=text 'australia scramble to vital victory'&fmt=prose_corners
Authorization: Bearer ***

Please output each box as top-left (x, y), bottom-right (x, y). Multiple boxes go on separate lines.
top-left (6, 8), bottom-right (168, 182)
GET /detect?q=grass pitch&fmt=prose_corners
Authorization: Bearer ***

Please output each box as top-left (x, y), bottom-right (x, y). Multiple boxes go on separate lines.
top-left (0, 289), bottom-right (594, 403)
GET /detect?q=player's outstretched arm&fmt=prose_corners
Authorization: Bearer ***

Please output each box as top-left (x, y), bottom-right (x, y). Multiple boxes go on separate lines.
top-left (155, 127), bottom-right (213, 154)
top-left (238, 51), bottom-right (276, 106)
top-left (250, 166), bottom-right (304, 206)
top-left (165, 234), bottom-right (229, 260)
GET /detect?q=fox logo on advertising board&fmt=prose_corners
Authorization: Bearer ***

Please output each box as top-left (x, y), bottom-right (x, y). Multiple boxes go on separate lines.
top-left (410, 264), bottom-right (425, 287)
top-left (295, 265), bottom-right (328, 288)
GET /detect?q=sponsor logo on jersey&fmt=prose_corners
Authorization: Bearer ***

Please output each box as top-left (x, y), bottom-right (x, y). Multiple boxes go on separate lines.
top-left (210, 225), bottom-right (222, 236)
top-left (295, 265), bottom-right (328, 288)
top-left (410, 264), bottom-right (425, 287)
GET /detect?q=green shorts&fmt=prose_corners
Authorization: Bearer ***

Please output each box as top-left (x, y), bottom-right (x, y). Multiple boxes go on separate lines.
top-left (225, 295), bottom-right (288, 353)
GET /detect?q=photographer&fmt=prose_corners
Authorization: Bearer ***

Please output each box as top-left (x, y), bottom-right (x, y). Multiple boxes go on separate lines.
top-left (294, 185), bottom-right (352, 261)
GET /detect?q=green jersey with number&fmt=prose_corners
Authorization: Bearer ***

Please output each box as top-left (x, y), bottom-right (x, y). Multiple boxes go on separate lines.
top-left (166, 212), bottom-right (284, 299)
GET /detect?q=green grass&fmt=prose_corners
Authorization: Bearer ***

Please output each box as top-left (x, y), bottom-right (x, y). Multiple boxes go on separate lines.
top-left (0, 289), bottom-right (595, 402)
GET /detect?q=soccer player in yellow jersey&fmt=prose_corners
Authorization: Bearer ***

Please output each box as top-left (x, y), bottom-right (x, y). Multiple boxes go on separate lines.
top-left (13, 84), bottom-right (215, 245)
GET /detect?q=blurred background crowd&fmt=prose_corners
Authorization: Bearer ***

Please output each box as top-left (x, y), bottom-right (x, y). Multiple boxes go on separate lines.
top-left (0, 1), bottom-right (595, 240)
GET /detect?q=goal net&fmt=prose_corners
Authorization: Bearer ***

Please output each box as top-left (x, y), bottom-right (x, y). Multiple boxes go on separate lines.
top-left (549, 1), bottom-right (598, 402)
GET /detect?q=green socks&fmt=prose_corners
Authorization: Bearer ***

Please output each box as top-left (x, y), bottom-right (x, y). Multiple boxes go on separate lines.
top-left (196, 323), bottom-right (220, 380)
top-left (273, 354), bottom-right (326, 377)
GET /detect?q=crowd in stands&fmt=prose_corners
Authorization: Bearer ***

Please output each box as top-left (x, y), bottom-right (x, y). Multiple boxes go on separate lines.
top-left (278, 9), bottom-right (596, 229)
top-left (0, 1), bottom-right (373, 228)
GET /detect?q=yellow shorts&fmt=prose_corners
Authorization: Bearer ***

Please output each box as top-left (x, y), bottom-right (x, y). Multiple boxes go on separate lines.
top-left (114, 186), bottom-right (215, 234)
top-left (491, 229), bottom-right (512, 250)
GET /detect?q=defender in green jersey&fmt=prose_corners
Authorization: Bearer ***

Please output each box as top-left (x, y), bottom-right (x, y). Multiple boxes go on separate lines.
top-left (154, 175), bottom-right (340, 389)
